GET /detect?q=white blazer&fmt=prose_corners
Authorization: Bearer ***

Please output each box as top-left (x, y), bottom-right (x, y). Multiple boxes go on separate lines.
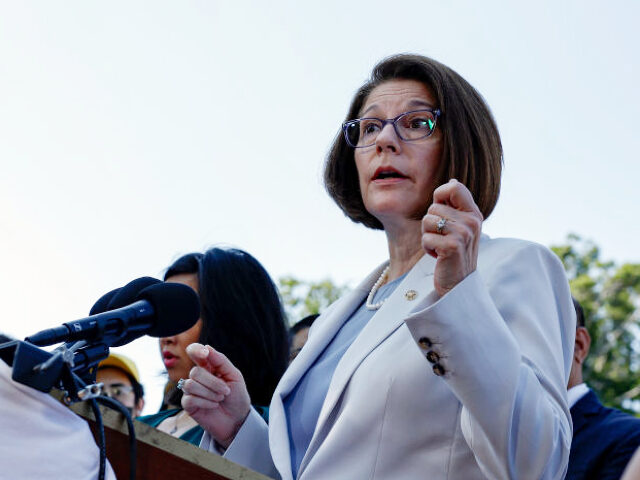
top-left (203, 235), bottom-right (575, 479)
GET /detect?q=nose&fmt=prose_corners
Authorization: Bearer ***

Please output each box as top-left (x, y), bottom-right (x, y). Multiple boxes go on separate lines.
top-left (160, 336), bottom-right (176, 346)
top-left (375, 122), bottom-right (401, 154)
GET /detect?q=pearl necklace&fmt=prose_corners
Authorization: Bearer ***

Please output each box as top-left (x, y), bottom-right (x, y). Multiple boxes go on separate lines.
top-left (366, 266), bottom-right (390, 310)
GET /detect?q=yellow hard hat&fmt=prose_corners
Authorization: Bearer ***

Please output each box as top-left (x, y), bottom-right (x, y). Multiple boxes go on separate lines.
top-left (98, 352), bottom-right (141, 383)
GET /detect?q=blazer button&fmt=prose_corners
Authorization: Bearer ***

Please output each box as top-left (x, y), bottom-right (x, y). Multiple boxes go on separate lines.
top-left (418, 337), bottom-right (432, 349)
top-left (432, 363), bottom-right (446, 376)
top-left (426, 350), bottom-right (440, 364)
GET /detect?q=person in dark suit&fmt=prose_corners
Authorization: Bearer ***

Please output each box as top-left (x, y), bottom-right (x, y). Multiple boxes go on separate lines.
top-left (566, 298), bottom-right (640, 479)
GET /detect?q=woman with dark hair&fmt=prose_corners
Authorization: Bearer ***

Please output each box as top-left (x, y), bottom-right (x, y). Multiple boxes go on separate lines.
top-left (138, 247), bottom-right (289, 445)
top-left (182, 54), bottom-right (575, 478)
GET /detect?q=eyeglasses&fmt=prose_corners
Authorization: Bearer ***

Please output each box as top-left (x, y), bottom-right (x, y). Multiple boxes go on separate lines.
top-left (342, 108), bottom-right (441, 148)
top-left (102, 384), bottom-right (134, 400)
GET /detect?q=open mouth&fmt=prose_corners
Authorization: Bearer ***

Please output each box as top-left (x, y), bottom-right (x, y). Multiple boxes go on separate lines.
top-left (373, 167), bottom-right (407, 180)
top-left (163, 351), bottom-right (178, 368)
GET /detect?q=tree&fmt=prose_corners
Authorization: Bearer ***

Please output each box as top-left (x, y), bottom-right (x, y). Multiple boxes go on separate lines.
top-left (278, 276), bottom-right (349, 326)
top-left (551, 234), bottom-right (640, 412)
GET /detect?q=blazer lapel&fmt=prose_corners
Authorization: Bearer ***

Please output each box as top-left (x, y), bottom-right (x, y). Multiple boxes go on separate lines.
top-left (267, 263), bottom-right (387, 479)
top-left (299, 254), bottom-right (436, 475)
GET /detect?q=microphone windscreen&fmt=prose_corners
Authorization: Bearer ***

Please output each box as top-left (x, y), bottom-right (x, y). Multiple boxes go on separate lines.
top-left (136, 283), bottom-right (200, 338)
top-left (107, 277), bottom-right (162, 311)
top-left (105, 277), bottom-right (163, 347)
top-left (89, 288), bottom-right (120, 315)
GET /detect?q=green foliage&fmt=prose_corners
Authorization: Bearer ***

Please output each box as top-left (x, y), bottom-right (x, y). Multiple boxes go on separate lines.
top-left (551, 234), bottom-right (640, 412)
top-left (278, 276), bottom-right (349, 326)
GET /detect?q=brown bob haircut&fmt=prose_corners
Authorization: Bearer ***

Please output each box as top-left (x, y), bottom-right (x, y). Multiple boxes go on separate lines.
top-left (324, 54), bottom-right (503, 230)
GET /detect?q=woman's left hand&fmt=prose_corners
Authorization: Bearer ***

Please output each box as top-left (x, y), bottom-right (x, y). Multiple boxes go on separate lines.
top-left (421, 179), bottom-right (483, 297)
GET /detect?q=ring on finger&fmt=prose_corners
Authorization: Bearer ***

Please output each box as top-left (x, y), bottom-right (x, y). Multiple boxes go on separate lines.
top-left (436, 217), bottom-right (447, 235)
top-left (177, 378), bottom-right (186, 390)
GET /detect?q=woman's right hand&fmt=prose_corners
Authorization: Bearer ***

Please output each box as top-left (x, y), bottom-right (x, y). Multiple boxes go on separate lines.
top-left (181, 343), bottom-right (251, 448)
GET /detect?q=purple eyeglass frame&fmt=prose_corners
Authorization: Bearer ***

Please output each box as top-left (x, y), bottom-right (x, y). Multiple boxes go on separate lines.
top-left (342, 108), bottom-right (441, 148)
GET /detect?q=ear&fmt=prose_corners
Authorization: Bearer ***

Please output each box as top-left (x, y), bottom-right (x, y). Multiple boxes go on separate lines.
top-left (135, 397), bottom-right (145, 417)
top-left (574, 327), bottom-right (591, 364)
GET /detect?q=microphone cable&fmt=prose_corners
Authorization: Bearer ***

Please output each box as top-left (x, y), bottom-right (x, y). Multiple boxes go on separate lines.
top-left (67, 371), bottom-right (107, 480)
top-left (95, 395), bottom-right (137, 480)
top-left (69, 372), bottom-right (137, 480)
top-left (89, 397), bottom-right (107, 480)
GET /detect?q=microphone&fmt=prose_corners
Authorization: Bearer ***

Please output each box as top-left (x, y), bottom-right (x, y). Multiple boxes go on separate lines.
top-left (90, 277), bottom-right (161, 316)
top-left (90, 276), bottom-right (163, 346)
top-left (25, 282), bottom-right (200, 347)
top-left (88, 287), bottom-right (120, 316)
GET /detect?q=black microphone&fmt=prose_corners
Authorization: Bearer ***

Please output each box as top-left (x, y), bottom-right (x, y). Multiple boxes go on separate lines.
top-left (90, 277), bottom-right (161, 316)
top-left (90, 276), bottom-right (163, 346)
top-left (89, 287), bottom-right (121, 316)
top-left (25, 283), bottom-right (200, 347)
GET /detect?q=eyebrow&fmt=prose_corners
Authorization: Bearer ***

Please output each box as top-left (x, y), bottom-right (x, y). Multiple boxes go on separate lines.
top-left (360, 99), bottom-right (436, 117)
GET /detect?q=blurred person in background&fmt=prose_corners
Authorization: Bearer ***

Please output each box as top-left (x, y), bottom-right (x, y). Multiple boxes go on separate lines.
top-left (566, 298), bottom-right (640, 480)
top-left (289, 314), bottom-right (319, 363)
top-left (138, 247), bottom-right (289, 446)
top-left (97, 352), bottom-right (145, 418)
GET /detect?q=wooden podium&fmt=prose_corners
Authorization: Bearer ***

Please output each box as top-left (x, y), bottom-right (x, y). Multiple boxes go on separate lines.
top-left (70, 401), bottom-right (273, 480)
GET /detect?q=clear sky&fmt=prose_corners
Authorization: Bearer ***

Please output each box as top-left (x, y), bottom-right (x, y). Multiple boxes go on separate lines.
top-left (1, 1), bottom-right (638, 413)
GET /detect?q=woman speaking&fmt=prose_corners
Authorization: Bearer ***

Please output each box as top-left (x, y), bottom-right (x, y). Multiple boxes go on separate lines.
top-left (180, 54), bottom-right (575, 479)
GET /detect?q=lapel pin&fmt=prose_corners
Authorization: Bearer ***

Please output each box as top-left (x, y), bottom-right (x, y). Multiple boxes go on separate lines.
top-left (404, 290), bottom-right (418, 301)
